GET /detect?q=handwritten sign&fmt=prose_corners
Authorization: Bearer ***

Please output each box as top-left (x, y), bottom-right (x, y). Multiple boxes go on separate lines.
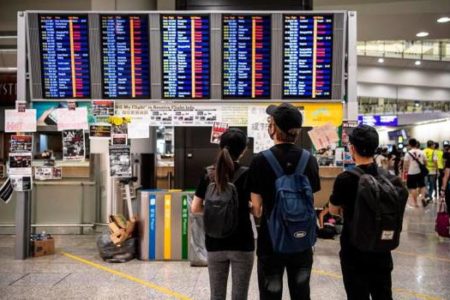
top-left (56, 107), bottom-right (88, 131)
top-left (5, 109), bottom-right (37, 132)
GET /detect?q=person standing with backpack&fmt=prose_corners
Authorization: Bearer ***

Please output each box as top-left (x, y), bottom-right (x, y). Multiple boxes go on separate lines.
top-left (249, 103), bottom-right (321, 300)
top-left (191, 128), bottom-right (255, 300)
top-left (404, 138), bottom-right (429, 207)
top-left (329, 125), bottom-right (408, 300)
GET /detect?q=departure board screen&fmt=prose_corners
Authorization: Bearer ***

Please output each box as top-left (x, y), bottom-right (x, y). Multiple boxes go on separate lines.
top-left (283, 15), bottom-right (333, 99)
top-left (39, 15), bottom-right (90, 98)
top-left (101, 15), bottom-right (150, 98)
top-left (161, 15), bottom-right (210, 99)
top-left (222, 15), bottom-right (271, 99)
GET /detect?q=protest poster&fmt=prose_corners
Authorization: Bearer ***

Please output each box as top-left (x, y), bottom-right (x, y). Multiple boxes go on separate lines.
top-left (89, 124), bottom-right (112, 138)
top-left (10, 175), bottom-right (32, 191)
top-left (128, 122), bottom-right (149, 139)
top-left (109, 145), bottom-right (131, 177)
top-left (92, 100), bottom-right (114, 116)
top-left (8, 153), bottom-right (32, 176)
top-left (210, 122), bottom-right (229, 144)
top-left (56, 107), bottom-right (89, 131)
top-left (62, 130), bottom-right (85, 161)
top-left (10, 135), bottom-right (33, 153)
top-left (112, 134), bottom-right (128, 145)
top-left (5, 109), bottom-right (37, 132)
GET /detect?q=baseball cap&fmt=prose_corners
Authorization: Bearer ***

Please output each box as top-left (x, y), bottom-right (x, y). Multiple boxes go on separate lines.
top-left (266, 103), bottom-right (303, 133)
top-left (349, 125), bottom-right (379, 157)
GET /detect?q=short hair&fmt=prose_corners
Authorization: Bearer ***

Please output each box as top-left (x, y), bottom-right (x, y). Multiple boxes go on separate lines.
top-left (349, 125), bottom-right (379, 157)
top-left (409, 138), bottom-right (418, 147)
top-left (427, 140), bottom-right (435, 147)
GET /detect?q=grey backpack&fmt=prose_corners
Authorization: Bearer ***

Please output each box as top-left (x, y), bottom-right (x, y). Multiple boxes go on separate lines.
top-left (203, 166), bottom-right (247, 239)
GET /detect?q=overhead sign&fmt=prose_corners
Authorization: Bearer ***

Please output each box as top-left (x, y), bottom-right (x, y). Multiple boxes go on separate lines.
top-left (358, 115), bottom-right (398, 127)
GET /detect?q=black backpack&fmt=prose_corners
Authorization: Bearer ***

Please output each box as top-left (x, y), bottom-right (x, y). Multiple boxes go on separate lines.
top-left (203, 166), bottom-right (247, 239)
top-left (348, 167), bottom-right (408, 252)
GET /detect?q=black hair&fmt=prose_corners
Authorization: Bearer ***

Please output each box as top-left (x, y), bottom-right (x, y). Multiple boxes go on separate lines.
top-left (349, 125), bottom-right (379, 157)
top-left (427, 140), bottom-right (435, 147)
top-left (215, 129), bottom-right (247, 193)
top-left (409, 138), bottom-right (418, 147)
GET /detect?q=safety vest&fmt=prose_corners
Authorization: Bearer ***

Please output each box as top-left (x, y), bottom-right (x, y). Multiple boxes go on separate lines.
top-left (423, 148), bottom-right (437, 173)
top-left (436, 149), bottom-right (444, 170)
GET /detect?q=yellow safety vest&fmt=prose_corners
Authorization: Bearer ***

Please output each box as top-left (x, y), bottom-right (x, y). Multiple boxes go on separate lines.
top-left (423, 148), bottom-right (437, 172)
top-left (436, 149), bottom-right (444, 170)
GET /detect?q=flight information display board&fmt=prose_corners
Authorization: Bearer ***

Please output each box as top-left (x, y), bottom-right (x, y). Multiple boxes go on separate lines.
top-left (222, 15), bottom-right (271, 99)
top-left (161, 15), bottom-right (210, 99)
top-left (101, 15), bottom-right (150, 98)
top-left (283, 15), bottom-right (333, 99)
top-left (39, 15), bottom-right (90, 98)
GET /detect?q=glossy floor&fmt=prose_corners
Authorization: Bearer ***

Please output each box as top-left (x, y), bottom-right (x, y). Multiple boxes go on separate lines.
top-left (0, 204), bottom-right (449, 300)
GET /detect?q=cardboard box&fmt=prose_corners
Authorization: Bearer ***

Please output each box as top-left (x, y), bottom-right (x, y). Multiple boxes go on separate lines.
top-left (32, 238), bottom-right (55, 257)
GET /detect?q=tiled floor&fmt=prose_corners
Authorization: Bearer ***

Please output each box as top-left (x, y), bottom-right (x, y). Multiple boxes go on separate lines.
top-left (0, 204), bottom-right (449, 300)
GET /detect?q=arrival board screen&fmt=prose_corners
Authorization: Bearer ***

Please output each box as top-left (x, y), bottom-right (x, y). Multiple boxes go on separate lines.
top-left (39, 15), bottom-right (90, 98)
top-left (161, 15), bottom-right (210, 99)
top-left (283, 15), bottom-right (333, 99)
top-left (222, 15), bottom-right (271, 99)
top-left (101, 15), bottom-right (150, 98)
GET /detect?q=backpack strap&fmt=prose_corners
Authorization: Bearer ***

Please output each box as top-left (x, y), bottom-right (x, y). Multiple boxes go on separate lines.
top-left (294, 150), bottom-right (311, 175)
top-left (231, 166), bottom-right (248, 183)
top-left (262, 150), bottom-right (284, 178)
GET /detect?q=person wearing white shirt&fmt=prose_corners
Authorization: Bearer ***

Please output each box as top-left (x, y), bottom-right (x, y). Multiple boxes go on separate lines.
top-left (403, 138), bottom-right (427, 207)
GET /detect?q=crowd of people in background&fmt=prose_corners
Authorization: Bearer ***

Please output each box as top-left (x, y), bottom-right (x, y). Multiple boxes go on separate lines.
top-left (374, 139), bottom-right (450, 209)
top-left (192, 103), bottom-right (449, 300)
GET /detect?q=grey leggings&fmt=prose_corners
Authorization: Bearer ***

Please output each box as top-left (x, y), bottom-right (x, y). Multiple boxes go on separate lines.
top-left (207, 251), bottom-right (255, 300)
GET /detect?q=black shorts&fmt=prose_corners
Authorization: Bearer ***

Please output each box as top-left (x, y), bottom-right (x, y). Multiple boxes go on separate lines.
top-left (407, 174), bottom-right (426, 189)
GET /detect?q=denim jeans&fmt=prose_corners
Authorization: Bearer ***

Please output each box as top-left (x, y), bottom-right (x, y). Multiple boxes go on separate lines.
top-left (426, 174), bottom-right (437, 198)
top-left (257, 248), bottom-right (313, 300)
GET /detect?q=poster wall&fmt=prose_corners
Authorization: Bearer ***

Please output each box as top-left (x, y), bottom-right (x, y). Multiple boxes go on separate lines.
top-left (109, 145), bottom-right (131, 177)
top-left (62, 130), bottom-right (85, 161)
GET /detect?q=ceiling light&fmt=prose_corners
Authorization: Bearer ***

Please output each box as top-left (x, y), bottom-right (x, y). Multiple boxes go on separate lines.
top-left (437, 17), bottom-right (450, 23)
top-left (416, 31), bottom-right (429, 37)
top-left (415, 60), bottom-right (421, 66)
top-left (377, 58), bottom-right (384, 63)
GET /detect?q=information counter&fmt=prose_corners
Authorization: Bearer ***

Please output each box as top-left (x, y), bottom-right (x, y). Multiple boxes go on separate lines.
top-left (315, 166), bottom-right (343, 208)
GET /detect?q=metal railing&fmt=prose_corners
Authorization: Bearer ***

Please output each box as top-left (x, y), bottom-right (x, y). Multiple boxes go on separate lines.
top-left (357, 39), bottom-right (450, 61)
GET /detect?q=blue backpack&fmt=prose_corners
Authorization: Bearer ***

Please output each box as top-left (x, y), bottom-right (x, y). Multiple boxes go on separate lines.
top-left (262, 150), bottom-right (316, 254)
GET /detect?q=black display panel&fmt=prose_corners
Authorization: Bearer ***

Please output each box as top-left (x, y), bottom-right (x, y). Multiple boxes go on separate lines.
top-left (39, 15), bottom-right (90, 98)
top-left (100, 15), bottom-right (150, 99)
top-left (222, 15), bottom-right (271, 99)
top-left (161, 15), bottom-right (210, 99)
top-left (283, 15), bottom-right (333, 99)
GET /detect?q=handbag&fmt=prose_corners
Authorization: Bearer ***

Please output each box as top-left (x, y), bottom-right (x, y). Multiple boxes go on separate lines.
top-left (435, 199), bottom-right (450, 238)
top-left (408, 151), bottom-right (429, 177)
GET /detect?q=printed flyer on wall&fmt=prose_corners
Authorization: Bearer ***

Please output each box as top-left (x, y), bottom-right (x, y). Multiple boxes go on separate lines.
top-left (62, 130), bottom-right (85, 161)
top-left (210, 122), bottom-right (229, 144)
top-left (89, 124), bottom-right (112, 138)
top-left (109, 145), bottom-right (131, 177)
top-left (8, 153), bottom-right (32, 176)
top-left (92, 100), bottom-right (114, 116)
top-left (10, 135), bottom-right (33, 153)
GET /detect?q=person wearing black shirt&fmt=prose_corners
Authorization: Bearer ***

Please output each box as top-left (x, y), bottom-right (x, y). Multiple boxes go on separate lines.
top-left (249, 103), bottom-right (321, 300)
top-left (192, 129), bottom-right (255, 300)
top-left (441, 147), bottom-right (450, 210)
top-left (330, 125), bottom-right (393, 300)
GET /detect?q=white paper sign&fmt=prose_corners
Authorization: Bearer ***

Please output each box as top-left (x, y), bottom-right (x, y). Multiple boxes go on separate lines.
top-left (56, 107), bottom-right (88, 131)
top-left (247, 106), bottom-right (273, 153)
top-left (5, 109), bottom-right (37, 132)
top-left (128, 122), bottom-right (149, 139)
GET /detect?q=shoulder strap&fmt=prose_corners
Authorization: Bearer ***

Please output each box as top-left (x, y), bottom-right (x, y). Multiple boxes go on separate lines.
top-left (294, 150), bottom-right (311, 175)
top-left (262, 150), bottom-right (284, 178)
top-left (347, 166), bottom-right (365, 177)
top-left (408, 151), bottom-right (421, 164)
top-left (231, 166), bottom-right (248, 183)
